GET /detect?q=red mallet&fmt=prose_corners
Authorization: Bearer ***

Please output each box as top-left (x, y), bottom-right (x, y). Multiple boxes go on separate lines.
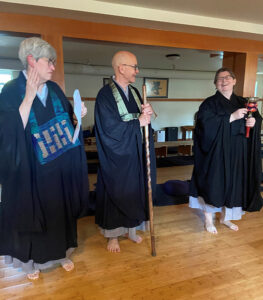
top-left (245, 97), bottom-right (258, 138)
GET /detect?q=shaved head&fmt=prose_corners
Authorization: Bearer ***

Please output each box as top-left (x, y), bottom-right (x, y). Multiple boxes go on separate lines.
top-left (111, 50), bottom-right (139, 86)
top-left (112, 51), bottom-right (136, 70)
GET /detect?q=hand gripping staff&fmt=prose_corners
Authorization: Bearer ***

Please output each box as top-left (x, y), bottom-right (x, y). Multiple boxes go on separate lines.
top-left (142, 85), bottom-right (156, 257)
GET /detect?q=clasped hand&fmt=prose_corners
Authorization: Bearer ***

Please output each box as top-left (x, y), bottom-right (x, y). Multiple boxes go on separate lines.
top-left (139, 103), bottom-right (153, 127)
top-left (141, 103), bottom-right (153, 116)
top-left (246, 117), bottom-right (256, 128)
top-left (73, 102), bottom-right (87, 125)
top-left (230, 108), bottom-right (256, 128)
top-left (81, 102), bottom-right (87, 118)
top-left (230, 108), bottom-right (247, 122)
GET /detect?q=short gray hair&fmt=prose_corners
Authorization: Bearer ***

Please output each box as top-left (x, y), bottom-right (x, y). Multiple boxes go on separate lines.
top-left (18, 37), bottom-right (57, 69)
top-left (214, 67), bottom-right (236, 84)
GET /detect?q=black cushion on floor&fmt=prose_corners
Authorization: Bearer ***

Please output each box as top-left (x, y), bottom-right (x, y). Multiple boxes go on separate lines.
top-left (88, 184), bottom-right (189, 211)
top-left (163, 180), bottom-right (189, 196)
top-left (153, 184), bottom-right (189, 206)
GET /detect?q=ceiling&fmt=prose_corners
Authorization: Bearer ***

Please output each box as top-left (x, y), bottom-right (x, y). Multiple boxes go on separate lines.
top-left (1, 35), bottom-right (263, 73)
top-left (1, 0), bottom-right (263, 40)
top-left (0, 35), bottom-right (223, 72)
top-left (1, 0), bottom-right (263, 73)
top-left (62, 38), bottom-right (223, 72)
top-left (97, 0), bottom-right (263, 24)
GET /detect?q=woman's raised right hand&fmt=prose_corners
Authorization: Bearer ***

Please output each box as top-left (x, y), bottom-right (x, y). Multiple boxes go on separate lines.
top-left (25, 67), bottom-right (40, 103)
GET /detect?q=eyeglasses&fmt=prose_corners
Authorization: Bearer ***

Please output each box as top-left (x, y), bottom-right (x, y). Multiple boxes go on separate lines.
top-left (40, 57), bottom-right (56, 67)
top-left (217, 75), bottom-right (233, 82)
top-left (122, 64), bottom-right (139, 71)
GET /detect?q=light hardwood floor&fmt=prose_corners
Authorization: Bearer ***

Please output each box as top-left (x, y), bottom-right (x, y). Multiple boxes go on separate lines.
top-left (1, 165), bottom-right (263, 300)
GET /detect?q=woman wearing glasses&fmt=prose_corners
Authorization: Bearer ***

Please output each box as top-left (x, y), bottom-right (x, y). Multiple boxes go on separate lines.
top-left (0, 37), bottom-right (89, 279)
top-left (189, 67), bottom-right (263, 234)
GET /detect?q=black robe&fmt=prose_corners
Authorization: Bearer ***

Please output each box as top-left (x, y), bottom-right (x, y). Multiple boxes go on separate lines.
top-left (0, 72), bottom-right (89, 263)
top-left (95, 83), bottom-right (156, 230)
top-left (190, 91), bottom-right (263, 211)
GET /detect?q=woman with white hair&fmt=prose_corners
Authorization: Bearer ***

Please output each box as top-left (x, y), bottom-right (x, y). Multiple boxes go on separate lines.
top-left (0, 37), bottom-right (89, 280)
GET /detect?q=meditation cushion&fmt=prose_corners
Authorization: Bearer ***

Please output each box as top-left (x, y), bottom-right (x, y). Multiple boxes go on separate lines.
top-left (163, 180), bottom-right (189, 196)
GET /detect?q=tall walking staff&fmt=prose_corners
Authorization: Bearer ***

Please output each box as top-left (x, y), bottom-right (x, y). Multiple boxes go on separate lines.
top-left (142, 85), bottom-right (156, 257)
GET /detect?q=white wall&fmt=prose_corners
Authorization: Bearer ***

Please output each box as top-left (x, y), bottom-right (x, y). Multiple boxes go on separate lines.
top-left (64, 71), bottom-right (216, 137)
top-left (151, 101), bottom-right (200, 130)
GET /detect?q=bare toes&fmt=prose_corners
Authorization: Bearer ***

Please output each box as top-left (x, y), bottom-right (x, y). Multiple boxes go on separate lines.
top-left (220, 220), bottom-right (239, 231)
top-left (62, 260), bottom-right (74, 272)
top-left (27, 270), bottom-right (40, 280)
top-left (205, 224), bottom-right (218, 234)
top-left (107, 238), bottom-right (120, 253)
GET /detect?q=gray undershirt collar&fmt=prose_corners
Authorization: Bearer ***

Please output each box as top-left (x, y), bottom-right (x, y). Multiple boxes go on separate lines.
top-left (112, 76), bottom-right (129, 101)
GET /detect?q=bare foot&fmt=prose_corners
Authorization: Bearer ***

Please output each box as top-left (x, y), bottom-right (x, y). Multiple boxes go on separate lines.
top-left (61, 259), bottom-right (74, 272)
top-left (107, 238), bottom-right (120, 253)
top-left (220, 220), bottom-right (239, 231)
top-left (205, 223), bottom-right (218, 234)
top-left (27, 270), bottom-right (40, 280)
top-left (204, 212), bottom-right (217, 235)
top-left (125, 233), bottom-right (143, 243)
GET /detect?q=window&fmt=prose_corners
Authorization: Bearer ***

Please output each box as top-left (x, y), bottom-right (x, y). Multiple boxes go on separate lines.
top-left (0, 72), bottom-right (12, 93)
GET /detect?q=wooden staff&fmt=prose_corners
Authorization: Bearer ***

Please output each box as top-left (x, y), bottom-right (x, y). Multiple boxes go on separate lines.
top-left (142, 85), bottom-right (156, 257)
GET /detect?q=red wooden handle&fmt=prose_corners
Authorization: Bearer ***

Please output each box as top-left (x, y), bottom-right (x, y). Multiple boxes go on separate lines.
top-left (246, 126), bottom-right (250, 138)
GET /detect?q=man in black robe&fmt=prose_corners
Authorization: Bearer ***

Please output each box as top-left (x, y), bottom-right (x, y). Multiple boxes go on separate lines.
top-left (0, 37), bottom-right (89, 279)
top-left (189, 67), bottom-right (263, 234)
top-left (95, 51), bottom-right (156, 252)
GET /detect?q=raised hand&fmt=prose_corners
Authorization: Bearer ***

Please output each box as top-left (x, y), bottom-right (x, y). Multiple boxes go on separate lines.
top-left (25, 66), bottom-right (40, 103)
top-left (19, 67), bottom-right (41, 128)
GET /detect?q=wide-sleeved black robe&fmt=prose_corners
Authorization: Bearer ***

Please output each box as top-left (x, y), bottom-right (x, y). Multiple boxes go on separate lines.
top-left (0, 72), bottom-right (89, 264)
top-left (190, 91), bottom-right (263, 211)
top-left (95, 83), bottom-right (156, 230)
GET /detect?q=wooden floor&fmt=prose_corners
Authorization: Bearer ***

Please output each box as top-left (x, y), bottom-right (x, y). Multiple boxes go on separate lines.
top-left (1, 165), bottom-right (263, 300)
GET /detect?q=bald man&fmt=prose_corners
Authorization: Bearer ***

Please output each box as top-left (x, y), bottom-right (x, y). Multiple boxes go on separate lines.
top-left (95, 51), bottom-right (156, 252)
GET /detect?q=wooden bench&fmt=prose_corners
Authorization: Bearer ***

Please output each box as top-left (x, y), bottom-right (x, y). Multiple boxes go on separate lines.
top-left (154, 140), bottom-right (193, 156)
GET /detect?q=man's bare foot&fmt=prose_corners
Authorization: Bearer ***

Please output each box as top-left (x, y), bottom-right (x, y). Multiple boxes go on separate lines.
top-left (220, 220), bottom-right (239, 231)
top-left (107, 238), bottom-right (120, 253)
top-left (27, 270), bottom-right (40, 280)
top-left (125, 233), bottom-right (143, 243)
top-left (204, 212), bottom-right (217, 234)
top-left (61, 259), bottom-right (74, 272)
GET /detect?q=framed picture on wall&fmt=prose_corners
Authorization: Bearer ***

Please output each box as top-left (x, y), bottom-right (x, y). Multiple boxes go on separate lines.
top-left (103, 77), bottom-right (110, 86)
top-left (144, 77), bottom-right (168, 98)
